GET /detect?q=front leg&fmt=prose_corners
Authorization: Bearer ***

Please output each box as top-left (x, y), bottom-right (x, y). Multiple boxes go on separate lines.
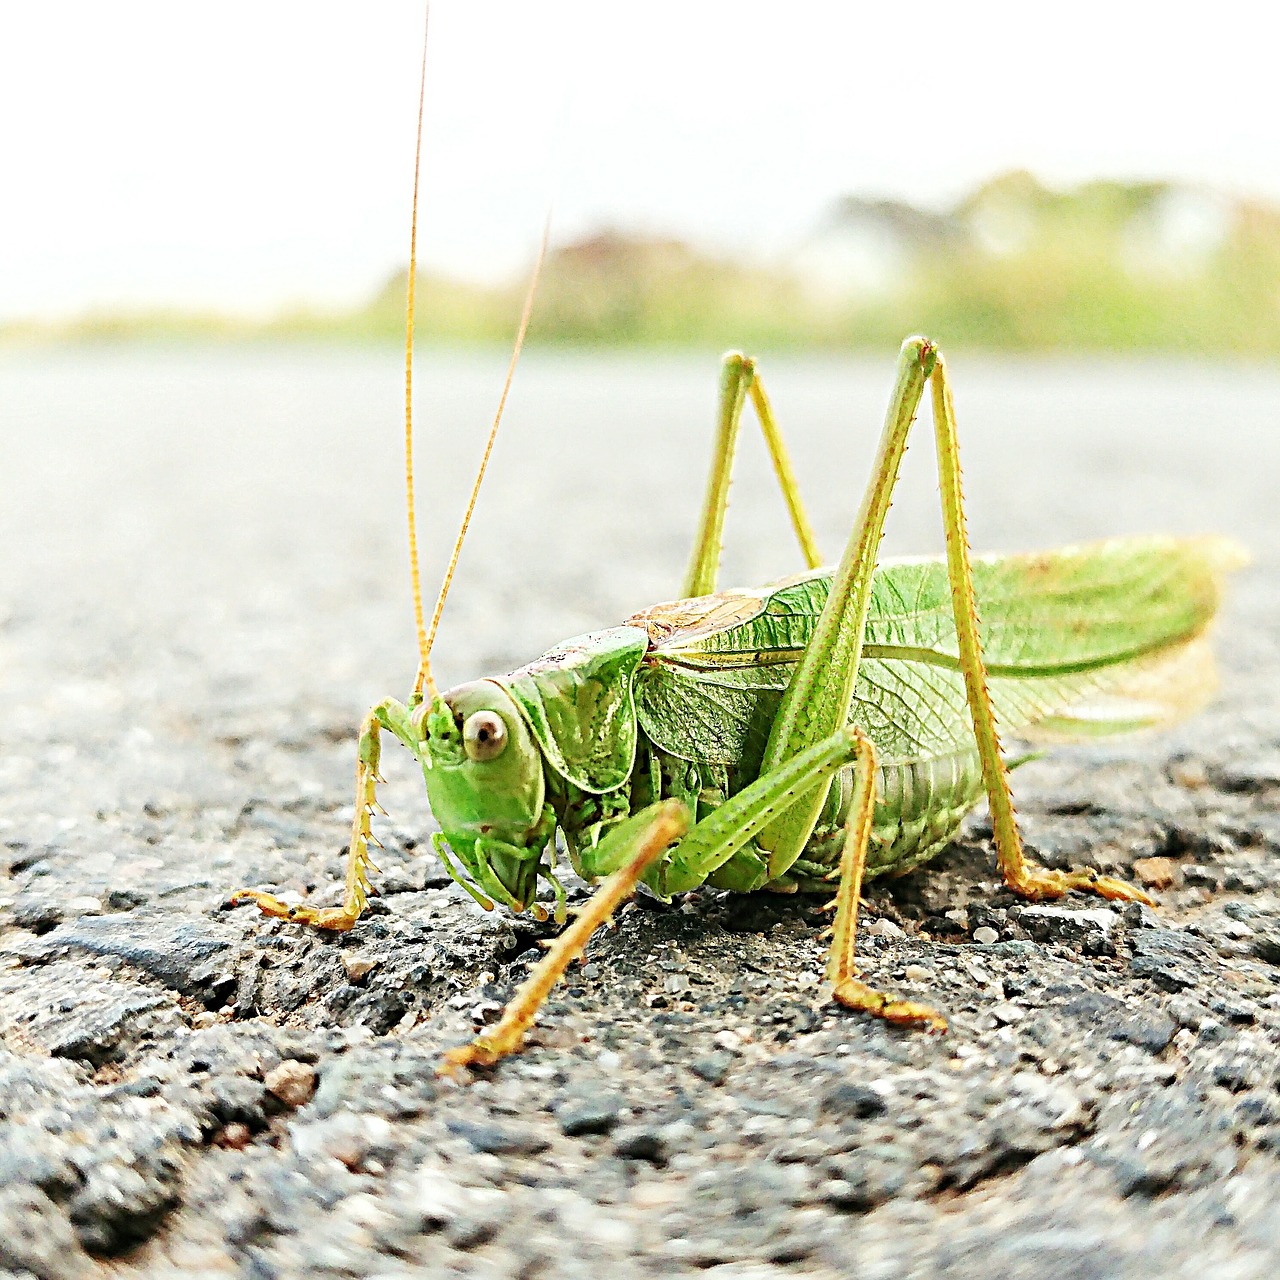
top-left (232, 698), bottom-right (416, 931)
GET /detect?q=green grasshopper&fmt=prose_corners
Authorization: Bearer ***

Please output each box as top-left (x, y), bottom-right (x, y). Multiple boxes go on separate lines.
top-left (232, 19), bottom-right (1242, 1071)
top-left (234, 337), bottom-right (1241, 1071)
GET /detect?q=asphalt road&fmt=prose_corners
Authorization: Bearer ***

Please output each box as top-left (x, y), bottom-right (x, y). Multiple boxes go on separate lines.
top-left (2, 345), bottom-right (1279, 1278)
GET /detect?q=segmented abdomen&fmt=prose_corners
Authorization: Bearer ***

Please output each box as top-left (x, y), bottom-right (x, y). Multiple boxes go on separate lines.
top-left (840, 749), bottom-right (987, 878)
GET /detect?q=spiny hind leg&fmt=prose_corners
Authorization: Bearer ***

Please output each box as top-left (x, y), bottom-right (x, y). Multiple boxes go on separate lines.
top-left (924, 354), bottom-right (1154, 909)
top-left (753, 337), bottom-right (953, 879)
top-left (682, 352), bottom-right (822, 598)
top-left (824, 731), bottom-right (946, 1031)
top-left (441, 800), bottom-right (690, 1074)
top-left (232, 698), bottom-right (416, 931)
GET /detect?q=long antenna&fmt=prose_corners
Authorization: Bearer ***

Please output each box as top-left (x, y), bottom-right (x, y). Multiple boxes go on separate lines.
top-left (412, 211), bottom-right (553, 700)
top-left (404, 4), bottom-right (431, 677)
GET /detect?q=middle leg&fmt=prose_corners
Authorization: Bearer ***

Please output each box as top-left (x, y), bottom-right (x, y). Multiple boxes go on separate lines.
top-left (825, 729), bottom-right (945, 1029)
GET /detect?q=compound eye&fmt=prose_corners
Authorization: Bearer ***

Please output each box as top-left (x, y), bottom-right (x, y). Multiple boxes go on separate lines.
top-left (463, 710), bottom-right (508, 762)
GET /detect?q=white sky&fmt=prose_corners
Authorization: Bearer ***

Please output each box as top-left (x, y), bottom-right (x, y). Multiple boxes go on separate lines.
top-left (2, 1), bottom-right (1278, 321)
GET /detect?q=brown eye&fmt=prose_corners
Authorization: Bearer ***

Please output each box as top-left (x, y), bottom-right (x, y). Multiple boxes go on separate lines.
top-left (463, 710), bottom-right (507, 762)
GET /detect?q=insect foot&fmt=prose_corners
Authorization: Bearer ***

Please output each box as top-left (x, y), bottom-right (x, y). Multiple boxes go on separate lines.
top-left (829, 976), bottom-right (948, 1033)
top-left (1005, 863), bottom-right (1156, 908)
top-left (230, 704), bottom-right (388, 931)
top-left (228, 891), bottom-right (362, 932)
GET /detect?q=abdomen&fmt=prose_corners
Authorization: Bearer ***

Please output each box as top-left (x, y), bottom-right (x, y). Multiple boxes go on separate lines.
top-left (795, 748), bottom-right (986, 880)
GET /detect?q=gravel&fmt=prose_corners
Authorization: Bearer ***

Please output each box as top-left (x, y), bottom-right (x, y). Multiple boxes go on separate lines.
top-left (2, 348), bottom-right (1279, 1277)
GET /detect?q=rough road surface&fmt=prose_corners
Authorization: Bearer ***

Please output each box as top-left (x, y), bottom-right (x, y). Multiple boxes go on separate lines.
top-left (3, 348), bottom-right (1279, 1278)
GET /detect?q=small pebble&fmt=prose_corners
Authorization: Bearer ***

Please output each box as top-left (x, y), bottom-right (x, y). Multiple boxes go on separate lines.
top-left (445, 1117), bottom-right (550, 1157)
top-left (1182, 865), bottom-right (1221, 889)
top-left (972, 926), bottom-right (999, 945)
top-left (990, 1001), bottom-right (1026, 1025)
top-left (555, 1092), bottom-right (623, 1137)
top-left (631, 1180), bottom-right (681, 1210)
top-left (342, 951), bottom-right (379, 982)
top-left (266, 1059), bottom-right (317, 1109)
top-left (445, 1207), bottom-right (503, 1250)
top-left (294, 1112), bottom-right (393, 1169)
top-left (413, 1167), bottom-right (469, 1226)
top-left (215, 1122), bottom-right (253, 1150)
top-left (613, 1126), bottom-right (667, 1163)
top-left (690, 1052), bottom-right (733, 1085)
top-left (1169, 757), bottom-right (1208, 789)
top-left (1252, 932), bottom-right (1280, 965)
top-left (864, 918), bottom-right (904, 939)
top-left (820, 1081), bottom-right (888, 1119)
top-left (903, 964), bottom-right (932, 982)
top-left (1132, 856), bottom-right (1178, 889)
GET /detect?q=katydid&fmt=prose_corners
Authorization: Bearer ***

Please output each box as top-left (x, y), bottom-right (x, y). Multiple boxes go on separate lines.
top-left (233, 334), bottom-right (1243, 1069)
top-left (231, 17), bottom-right (1243, 1071)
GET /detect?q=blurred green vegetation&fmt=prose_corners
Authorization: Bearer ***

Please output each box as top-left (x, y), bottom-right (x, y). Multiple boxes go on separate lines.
top-left (7, 172), bottom-right (1280, 355)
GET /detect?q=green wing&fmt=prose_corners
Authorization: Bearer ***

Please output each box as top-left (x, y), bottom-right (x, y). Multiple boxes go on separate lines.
top-left (498, 627), bottom-right (649, 795)
top-left (634, 536), bottom-right (1244, 770)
